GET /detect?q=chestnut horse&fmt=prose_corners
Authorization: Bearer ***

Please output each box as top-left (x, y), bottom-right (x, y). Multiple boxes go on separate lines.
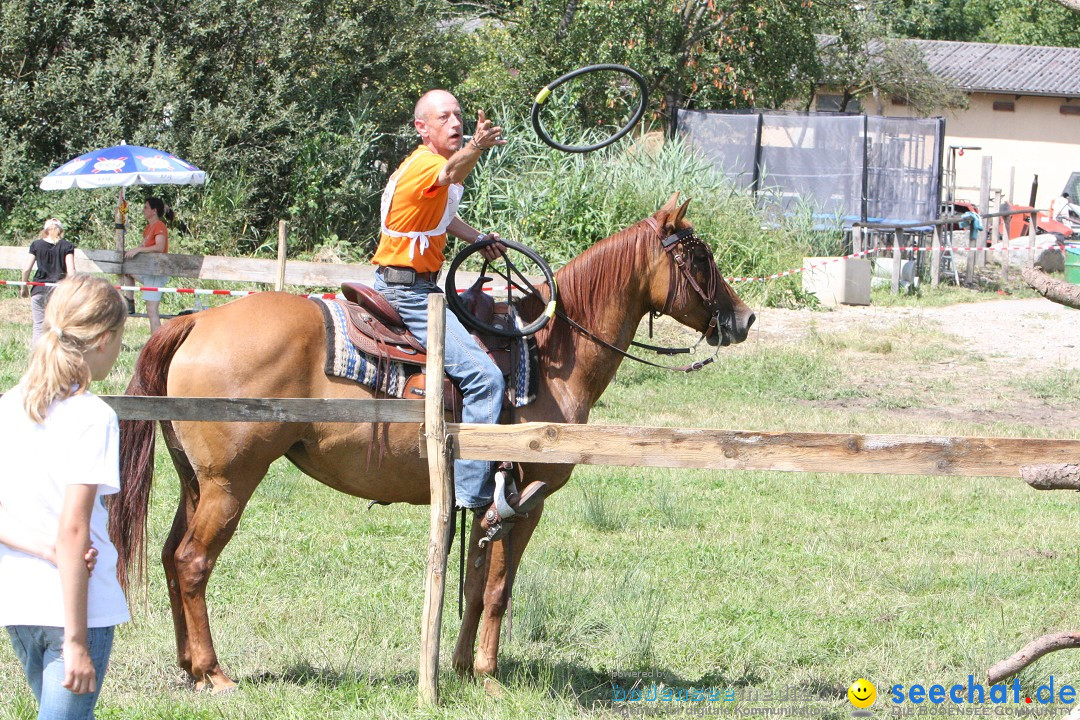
top-left (112, 195), bottom-right (755, 693)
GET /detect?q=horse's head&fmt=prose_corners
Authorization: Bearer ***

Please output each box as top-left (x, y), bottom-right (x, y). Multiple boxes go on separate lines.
top-left (648, 194), bottom-right (755, 346)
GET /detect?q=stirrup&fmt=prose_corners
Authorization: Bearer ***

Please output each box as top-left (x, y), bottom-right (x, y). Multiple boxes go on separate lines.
top-left (478, 507), bottom-right (512, 548)
top-left (492, 464), bottom-right (518, 521)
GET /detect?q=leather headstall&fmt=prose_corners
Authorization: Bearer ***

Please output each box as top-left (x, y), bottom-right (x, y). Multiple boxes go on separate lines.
top-left (657, 225), bottom-right (723, 325)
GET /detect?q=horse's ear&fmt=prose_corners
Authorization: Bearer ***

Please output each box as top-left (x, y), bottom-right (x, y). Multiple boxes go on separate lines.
top-left (669, 198), bottom-right (692, 228)
top-left (657, 192), bottom-right (681, 216)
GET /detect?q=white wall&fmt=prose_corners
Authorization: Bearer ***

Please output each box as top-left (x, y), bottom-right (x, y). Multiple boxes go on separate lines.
top-left (885, 93), bottom-right (1080, 207)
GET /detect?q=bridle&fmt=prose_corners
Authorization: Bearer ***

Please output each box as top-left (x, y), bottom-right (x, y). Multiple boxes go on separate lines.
top-left (483, 217), bottom-right (731, 372)
top-left (552, 217), bottom-right (728, 373)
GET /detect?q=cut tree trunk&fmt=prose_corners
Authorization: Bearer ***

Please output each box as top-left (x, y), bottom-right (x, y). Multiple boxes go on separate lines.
top-left (1020, 464), bottom-right (1080, 490)
top-left (988, 633), bottom-right (1080, 685)
top-left (1022, 267), bottom-right (1080, 310)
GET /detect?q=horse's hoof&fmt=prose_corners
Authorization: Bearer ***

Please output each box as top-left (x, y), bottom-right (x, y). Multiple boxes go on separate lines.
top-left (483, 676), bottom-right (505, 698)
top-left (195, 674), bottom-right (237, 695)
top-left (210, 682), bottom-right (238, 697)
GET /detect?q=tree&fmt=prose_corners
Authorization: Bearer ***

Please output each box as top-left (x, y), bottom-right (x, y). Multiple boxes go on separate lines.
top-left (890, 0), bottom-right (1080, 47)
top-left (812, 1), bottom-right (967, 115)
top-left (454, 0), bottom-right (823, 123)
top-left (0, 0), bottom-right (467, 252)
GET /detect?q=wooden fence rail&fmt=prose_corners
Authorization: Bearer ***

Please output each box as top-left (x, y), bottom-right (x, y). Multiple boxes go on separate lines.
top-left (99, 396), bottom-right (424, 423)
top-left (441, 422), bottom-right (1080, 478)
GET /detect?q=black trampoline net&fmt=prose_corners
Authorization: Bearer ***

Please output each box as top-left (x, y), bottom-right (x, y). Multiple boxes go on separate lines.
top-left (674, 109), bottom-right (943, 226)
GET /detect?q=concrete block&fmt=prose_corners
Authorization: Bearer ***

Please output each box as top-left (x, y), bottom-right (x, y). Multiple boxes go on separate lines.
top-left (802, 257), bottom-right (872, 306)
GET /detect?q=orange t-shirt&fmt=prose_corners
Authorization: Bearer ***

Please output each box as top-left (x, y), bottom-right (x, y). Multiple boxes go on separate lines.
top-left (142, 219), bottom-right (168, 253)
top-left (372, 146), bottom-right (455, 273)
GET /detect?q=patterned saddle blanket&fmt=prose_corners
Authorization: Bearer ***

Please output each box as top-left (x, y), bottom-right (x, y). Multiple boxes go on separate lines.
top-left (310, 282), bottom-right (537, 411)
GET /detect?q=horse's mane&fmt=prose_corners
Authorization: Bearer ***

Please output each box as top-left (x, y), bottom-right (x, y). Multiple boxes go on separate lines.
top-left (529, 215), bottom-right (661, 355)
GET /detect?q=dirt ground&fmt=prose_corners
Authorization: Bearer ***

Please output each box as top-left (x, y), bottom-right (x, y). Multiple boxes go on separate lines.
top-left (750, 296), bottom-right (1080, 432)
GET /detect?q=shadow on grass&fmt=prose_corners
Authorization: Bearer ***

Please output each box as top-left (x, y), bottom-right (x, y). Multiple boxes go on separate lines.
top-left (241, 657), bottom-right (845, 713)
top-left (243, 661), bottom-right (411, 688)
top-left (497, 656), bottom-right (846, 710)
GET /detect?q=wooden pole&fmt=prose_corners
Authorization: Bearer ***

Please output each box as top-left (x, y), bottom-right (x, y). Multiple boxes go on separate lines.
top-left (419, 294), bottom-right (452, 707)
top-left (997, 208), bottom-right (1006, 280)
top-left (275, 220), bottom-right (288, 292)
top-left (992, 190), bottom-right (1002, 277)
top-left (892, 227), bottom-right (902, 294)
top-left (114, 188), bottom-right (127, 256)
top-left (931, 225), bottom-right (941, 288)
top-left (965, 221), bottom-right (976, 285)
top-left (852, 226), bottom-right (863, 255)
top-left (1028, 211), bottom-right (1038, 268)
top-left (976, 155), bottom-right (992, 269)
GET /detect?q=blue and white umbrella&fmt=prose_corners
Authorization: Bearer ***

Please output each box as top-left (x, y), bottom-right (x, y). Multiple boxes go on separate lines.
top-left (40, 143), bottom-right (205, 190)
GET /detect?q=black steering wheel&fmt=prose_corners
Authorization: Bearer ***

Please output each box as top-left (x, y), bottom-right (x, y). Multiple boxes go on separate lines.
top-left (444, 237), bottom-right (558, 338)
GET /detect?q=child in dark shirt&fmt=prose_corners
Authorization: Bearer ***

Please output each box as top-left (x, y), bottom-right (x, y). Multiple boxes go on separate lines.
top-left (20, 219), bottom-right (76, 346)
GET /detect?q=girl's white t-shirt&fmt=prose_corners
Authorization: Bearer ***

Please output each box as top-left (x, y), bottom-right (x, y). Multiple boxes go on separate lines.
top-left (0, 387), bottom-right (130, 628)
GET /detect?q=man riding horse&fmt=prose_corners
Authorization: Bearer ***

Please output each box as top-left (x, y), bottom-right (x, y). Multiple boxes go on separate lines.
top-left (372, 89), bottom-right (547, 543)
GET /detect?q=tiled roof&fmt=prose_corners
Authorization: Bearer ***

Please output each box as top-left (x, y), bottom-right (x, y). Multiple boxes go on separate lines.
top-left (818, 35), bottom-right (1080, 97)
top-left (909, 38), bottom-right (1080, 97)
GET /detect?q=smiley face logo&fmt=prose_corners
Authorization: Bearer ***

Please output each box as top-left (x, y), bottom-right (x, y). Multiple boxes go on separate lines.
top-left (848, 678), bottom-right (877, 709)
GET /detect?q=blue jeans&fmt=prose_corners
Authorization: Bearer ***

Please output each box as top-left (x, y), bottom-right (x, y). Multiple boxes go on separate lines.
top-left (375, 273), bottom-right (503, 508)
top-left (7, 625), bottom-right (115, 720)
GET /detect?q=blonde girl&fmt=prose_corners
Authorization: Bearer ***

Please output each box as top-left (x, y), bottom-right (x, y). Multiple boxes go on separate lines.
top-left (0, 274), bottom-right (129, 719)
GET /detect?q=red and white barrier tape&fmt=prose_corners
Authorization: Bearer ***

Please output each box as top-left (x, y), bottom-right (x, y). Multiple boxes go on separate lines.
top-left (0, 279), bottom-right (344, 299)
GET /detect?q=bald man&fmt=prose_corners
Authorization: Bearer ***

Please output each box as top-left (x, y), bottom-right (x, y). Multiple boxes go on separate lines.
top-left (372, 89), bottom-right (546, 545)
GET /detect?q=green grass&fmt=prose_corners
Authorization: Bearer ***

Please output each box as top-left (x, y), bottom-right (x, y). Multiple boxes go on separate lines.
top-left (1, 295), bottom-right (1079, 719)
top-left (1014, 370), bottom-right (1080, 404)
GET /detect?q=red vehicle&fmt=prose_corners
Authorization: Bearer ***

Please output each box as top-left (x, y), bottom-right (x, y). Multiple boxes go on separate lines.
top-left (999, 203), bottom-right (1073, 244)
top-left (947, 200), bottom-right (1073, 243)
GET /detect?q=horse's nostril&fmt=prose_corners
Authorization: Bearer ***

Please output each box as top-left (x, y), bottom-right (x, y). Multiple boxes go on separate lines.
top-left (746, 313), bottom-right (756, 331)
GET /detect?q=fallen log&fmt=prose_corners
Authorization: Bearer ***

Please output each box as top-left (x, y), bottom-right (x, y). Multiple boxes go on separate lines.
top-left (1020, 464), bottom-right (1080, 490)
top-left (1022, 267), bottom-right (1080, 310)
top-left (987, 632), bottom-right (1080, 684)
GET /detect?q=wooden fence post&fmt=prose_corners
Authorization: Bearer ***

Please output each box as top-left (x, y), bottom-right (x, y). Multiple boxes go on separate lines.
top-left (931, 225), bottom-right (941, 288)
top-left (1028, 211), bottom-right (1038, 269)
top-left (114, 188), bottom-right (127, 257)
top-left (892, 228), bottom-right (902, 295)
top-left (965, 223), bottom-right (976, 285)
top-left (275, 220), bottom-right (288, 292)
top-left (1000, 207), bottom-right (1011, 283)
top-left (852, 226), bottom-right (863, 255)
top-left (977, 155), bottom-right (992, 269)
top-left (992, 190), bottom-right (1001, 265)
top-left (419, 294), bottom-right (452, 707)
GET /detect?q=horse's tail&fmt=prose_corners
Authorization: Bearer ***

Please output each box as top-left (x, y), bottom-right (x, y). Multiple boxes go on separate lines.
top-left (111, 313), bottom-right (199, 593)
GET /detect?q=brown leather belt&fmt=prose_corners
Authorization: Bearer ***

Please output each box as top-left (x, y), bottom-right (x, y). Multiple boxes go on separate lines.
top-left (378, 266), bottom-right (438, 285)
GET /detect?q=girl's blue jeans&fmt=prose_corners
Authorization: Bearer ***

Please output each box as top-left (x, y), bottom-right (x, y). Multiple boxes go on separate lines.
top-left (375, 273), bottom-right (504, 508)
top-left (7, 624), bottom-right (115, 720)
